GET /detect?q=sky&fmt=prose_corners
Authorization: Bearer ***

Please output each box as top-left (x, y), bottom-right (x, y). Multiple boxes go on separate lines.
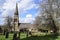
top-left (0, 0), bottom-right (42, 25)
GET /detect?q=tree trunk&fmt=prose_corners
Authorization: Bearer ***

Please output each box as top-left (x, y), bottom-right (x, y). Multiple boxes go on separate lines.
top-left (5, 31), bottom-right (9, 38)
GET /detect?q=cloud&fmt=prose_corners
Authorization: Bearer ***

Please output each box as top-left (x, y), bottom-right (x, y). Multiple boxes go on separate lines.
top-left (19, 14), bottom-right (35, 23)
top-left (18, 0), bottom-right (33, 8)
top-left (18, 0), bottom-right (38, 14)
top-left (0, 0), bottom-right (38, 16)
top-left (19, 18), bottom-right (35, 23)
top-left (1, 0), bottom-right (16, 17)
top-left (0, 18), bottom-right (5, 25)
top-left (26, 14), bottom-right (32, 17)
top-left (0, 0), bottom-right (39, 24)
top-left (23, 4), bottom-right (36, 11)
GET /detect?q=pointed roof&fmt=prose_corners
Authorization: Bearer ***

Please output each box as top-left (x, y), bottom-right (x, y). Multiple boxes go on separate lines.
top-left (14, 3), bottom-right (18, 15)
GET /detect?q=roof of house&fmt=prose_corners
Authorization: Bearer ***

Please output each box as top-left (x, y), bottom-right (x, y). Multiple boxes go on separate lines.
top-left (19, 23), bottom-right (32, 29)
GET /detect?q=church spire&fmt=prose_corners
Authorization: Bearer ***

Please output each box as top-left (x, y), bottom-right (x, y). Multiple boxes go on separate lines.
top-left (14, 3), bottom-right (19, 32)
top-left (15, 3), bottom-right (18, 15)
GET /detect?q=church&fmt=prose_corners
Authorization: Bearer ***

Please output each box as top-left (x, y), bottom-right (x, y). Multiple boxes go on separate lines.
top-left (12, 3), bottom-right (33, 32)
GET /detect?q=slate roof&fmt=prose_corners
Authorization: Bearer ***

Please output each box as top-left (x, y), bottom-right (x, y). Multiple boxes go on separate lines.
top-left (19, 23), bottom-right (32, 29)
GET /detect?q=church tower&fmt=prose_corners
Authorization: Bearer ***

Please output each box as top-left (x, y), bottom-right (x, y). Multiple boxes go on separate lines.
top-left (14, 3), bottom-right (19, 32)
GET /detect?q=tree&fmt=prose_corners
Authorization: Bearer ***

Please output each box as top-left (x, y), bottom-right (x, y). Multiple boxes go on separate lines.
top-left (5, 16), bottom-right (13, 32)
top-left (34, 0), bottom-right (60, 35)
top-left (4, 16), bottom-right (13, 38)
top-left (44, 0), bottom-right (59, 35)
top-left (33, 15), bottom-right (42, 29)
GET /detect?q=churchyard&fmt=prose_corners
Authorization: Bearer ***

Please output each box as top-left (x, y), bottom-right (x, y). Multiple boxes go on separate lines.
top-left (0, 32), bottom-right (60, 40)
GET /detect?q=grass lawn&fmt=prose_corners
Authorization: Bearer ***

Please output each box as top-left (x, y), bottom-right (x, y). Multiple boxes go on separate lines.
top-left (0, 33), bottom-right (13, 40)
top-left (0, 33), bottom-right (60, 40)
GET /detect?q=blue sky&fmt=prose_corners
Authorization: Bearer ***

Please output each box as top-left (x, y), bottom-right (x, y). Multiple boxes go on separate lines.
top-left (0, 0), bottom-right (42, 25)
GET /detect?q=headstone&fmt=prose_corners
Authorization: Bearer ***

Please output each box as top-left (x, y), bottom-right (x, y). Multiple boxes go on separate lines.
top-left (3, 30), bottom-right (6, 35)
top-left (26, 30), bottom-right (29, 37)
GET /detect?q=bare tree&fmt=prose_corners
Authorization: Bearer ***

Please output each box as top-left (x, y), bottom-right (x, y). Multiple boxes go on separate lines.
top-left (5, 16), bottom-right (13, 31)
top-left (34, 0), bottom-right (60, 35)
top-left (4, 16), bottom-right (13, 38)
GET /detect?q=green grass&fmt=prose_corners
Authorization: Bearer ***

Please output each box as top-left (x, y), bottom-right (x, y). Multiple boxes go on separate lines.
top-left (21, 34), bottom-right (59, 40)
top-left (0, 33), bottom-right (60, 40)
top-left (0, 33), bottom-right (13, 40)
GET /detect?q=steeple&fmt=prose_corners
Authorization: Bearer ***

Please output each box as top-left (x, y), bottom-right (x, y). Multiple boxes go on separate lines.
top-left (15, 3), bottom-right (18, 15)
top-left (14, 3), bottom-right (19, 32)
top-left (13, 3), bottom-right (20, 38)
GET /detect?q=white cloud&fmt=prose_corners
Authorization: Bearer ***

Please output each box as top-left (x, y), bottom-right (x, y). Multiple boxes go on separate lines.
top-left (18, 0), bottom-right (38, 13)
top-left (0, 0), bottom-right (39, 23)
top-left (1, 0), bottom-right (38, 16)
top-left (0, 18), bottom-right (5, 25)
top-left (18, 0), bottom-right (32, 8)
top-left (1, 0), bottom-right (16, 17)
top-left (19, 18), bottom-right (35, 23)
top-left (23, 3), bottom-right (36, 11)
top-left (3, 0), bottom-right (19, 10)
top-left (19, 14), bottom-right (35, 23)
top-left (26, 14), bottom-right (32, 17)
